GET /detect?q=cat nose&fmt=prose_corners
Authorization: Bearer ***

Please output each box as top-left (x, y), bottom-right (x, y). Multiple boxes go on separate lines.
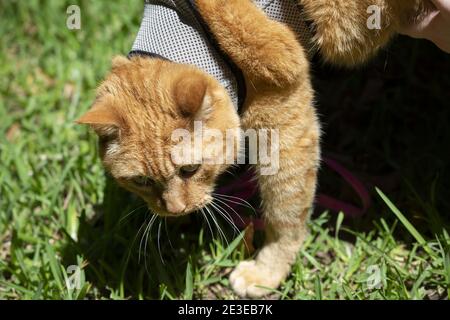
top-left (164, 198), bottom-right (186, 214)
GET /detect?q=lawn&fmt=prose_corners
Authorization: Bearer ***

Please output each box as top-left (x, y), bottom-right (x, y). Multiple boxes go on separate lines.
top-left (0, 1), bottom-right (449, 300)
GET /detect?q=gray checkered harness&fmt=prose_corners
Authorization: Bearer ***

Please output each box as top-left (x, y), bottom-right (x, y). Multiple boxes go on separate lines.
top-left (131, 0), bottom-right (313, 110)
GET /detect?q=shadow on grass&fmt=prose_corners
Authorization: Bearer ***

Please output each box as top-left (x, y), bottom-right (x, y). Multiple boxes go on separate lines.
top-left (312, 35), bottom-right (450, 240)
top-left (61, 175), bottom-right (210, 299)
top-left (60, 164), bottom-right (264, 299)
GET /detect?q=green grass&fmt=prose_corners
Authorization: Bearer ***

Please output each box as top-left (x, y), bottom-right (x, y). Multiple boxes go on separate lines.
top-left (0, 1), bottom-right (449, 300)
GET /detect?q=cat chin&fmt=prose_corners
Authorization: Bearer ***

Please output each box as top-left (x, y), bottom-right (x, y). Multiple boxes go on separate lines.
top-left (147, 196), bottom-right (212, 218)
top-left (145, 201), bottom-right (209, 217)
top-left (152, 211), bottom-right (191, 217)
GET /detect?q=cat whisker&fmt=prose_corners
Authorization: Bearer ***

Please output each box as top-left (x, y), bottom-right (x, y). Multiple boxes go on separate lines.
top-left (248, 173), bottom-right (259, 183)
top-left (224, 168), bottom-right (239, 177)
top-left (119, 204), bottom-right (147, 225)
top-left (164, 217), bottom-right (175, 251)
top-left (210, 200), bottom-right (251, 253)
top-left (138, 214), bottom-right (153, 264)
top-left (213, 194), bottom-right (256, 215)
top-left (157, 219), bottom-right (165, 265)
top-left (144, 214), bottom-right (159, 261)
top-left (212, 192), bottom-right (256, 214)
top-left (205, 204), bottom-right (229, 247)
top-left (224, 163), bottom-right (240, 176)
top-left (200, 207), bottom-right (214, 239)
top-left (143, 213), bottom-right (158, 275)
top-left (139, 213), bottom-right (157, 266)
top-left (209, 200), bottom-right (241, 236)
top-left (126, 209), bottom-right (150, 267)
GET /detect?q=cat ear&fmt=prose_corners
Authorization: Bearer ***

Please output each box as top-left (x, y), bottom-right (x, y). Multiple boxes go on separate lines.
top-left (76, 100), bottom-right (122, 137)
top-left (174, 75), bottom-right (212, 121)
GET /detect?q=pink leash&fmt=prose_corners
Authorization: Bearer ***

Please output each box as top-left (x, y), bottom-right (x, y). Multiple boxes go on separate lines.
top-left (216, 157), bottom-right (372, 230)
top-left (316, 157), bottom-right (371, 218)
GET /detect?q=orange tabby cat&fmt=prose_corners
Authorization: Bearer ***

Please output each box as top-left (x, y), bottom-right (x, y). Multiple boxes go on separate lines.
top-left (77, 0), bottom-right (430, 298)
top-left (78, 0), bottom-right (319, 298)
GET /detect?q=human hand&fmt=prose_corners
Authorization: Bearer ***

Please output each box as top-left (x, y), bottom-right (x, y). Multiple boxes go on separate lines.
top-left (399, 0), bottom-right (450, 53)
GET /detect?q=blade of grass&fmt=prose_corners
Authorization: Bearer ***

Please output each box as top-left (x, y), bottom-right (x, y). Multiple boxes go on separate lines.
top-left (184, 260), bottom-right (193, 299)
top-left (376, 188), bottom-right (435, 257)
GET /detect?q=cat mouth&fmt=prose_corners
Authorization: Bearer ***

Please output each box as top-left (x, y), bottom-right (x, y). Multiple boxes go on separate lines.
top-left (146, 198), bottom-right (212, 217)
top-left (145, 204), bottom-right (197, 217)
top-left (153, 210), bottom-right (191, 217)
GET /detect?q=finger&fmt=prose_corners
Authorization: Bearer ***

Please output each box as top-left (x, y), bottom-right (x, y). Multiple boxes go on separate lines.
top-left (417, 9), bottom-right (441, 31)
top-left (430, 0), bottom-right (450, 14)
top-left (400, 10), bottom-right (439, 37)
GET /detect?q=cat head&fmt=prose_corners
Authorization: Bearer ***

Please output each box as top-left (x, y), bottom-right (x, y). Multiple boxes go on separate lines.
top-left (77, 56), bottom-right (240, 216)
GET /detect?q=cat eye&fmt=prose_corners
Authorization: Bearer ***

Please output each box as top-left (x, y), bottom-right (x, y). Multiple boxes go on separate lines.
top-left (179, 164), bottom-right (200, 178)
top-left (130, 176), bottom-right (154, 188)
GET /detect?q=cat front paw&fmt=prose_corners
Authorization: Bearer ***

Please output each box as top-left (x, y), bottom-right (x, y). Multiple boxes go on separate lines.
top-left (229, 260), bottom-right (284, 298)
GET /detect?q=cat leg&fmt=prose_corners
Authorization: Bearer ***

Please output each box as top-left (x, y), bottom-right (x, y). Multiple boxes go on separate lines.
top-left (195, 0), bottom-right (308, 87)
top-left (231, 97), bottom-right (320, 297)
top-left (196, 0), bottom-right (320, 298)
